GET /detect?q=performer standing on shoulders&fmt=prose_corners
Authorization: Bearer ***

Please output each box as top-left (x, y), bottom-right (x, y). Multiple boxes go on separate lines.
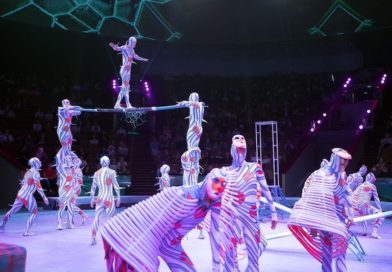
top-left (109, 36), bottom-right (148, 109)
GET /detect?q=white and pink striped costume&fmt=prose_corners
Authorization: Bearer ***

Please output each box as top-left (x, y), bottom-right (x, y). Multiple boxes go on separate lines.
top-left (90, 156), bottom-right (121, 245)
top-left (288, 148), bottom-right (352, 272)
top-left (178, 92), bottom-right (205, 186)
top-left (100, 168), bottom-right (228, 271)
top-left (109, 36), bottom-right (148, 109)
top-left (352, 172), bottom-right (383, 239)
top-left (70, 158), bottom-right (88, 224)
top-left (56, 99), bottom-right (81, 230)
top-left (158, 164), bottom-right (171, 191)
top-left (56, 155), bottom-right (77, 230)
top-left (209, 135), bottom-right (277, 272)
top-left (0, 158), bottom-right (48, 236)
top-left (347, 165), bottom-right (367, 193)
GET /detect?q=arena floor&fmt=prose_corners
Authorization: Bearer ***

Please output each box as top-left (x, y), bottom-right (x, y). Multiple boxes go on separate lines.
top-left (0, 208), bottom-right (391, 272)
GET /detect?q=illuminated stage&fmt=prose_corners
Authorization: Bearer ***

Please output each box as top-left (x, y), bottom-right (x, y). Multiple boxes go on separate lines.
top-left (0, 208), bottom-right (391, 272)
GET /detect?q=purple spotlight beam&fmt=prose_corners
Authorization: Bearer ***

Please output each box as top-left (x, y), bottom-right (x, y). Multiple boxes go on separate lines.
top-left (143, 80), bottom-right (152, 98)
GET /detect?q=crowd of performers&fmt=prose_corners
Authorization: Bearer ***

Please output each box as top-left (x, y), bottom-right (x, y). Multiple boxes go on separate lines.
top-left (0, 109), bottom-right (388, 271)
top-left (0, 36), bottom-right (389, 272)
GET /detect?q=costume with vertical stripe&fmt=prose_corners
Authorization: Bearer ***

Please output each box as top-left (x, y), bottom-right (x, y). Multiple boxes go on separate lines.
top-left (0, 158), bottom-right (48, 236)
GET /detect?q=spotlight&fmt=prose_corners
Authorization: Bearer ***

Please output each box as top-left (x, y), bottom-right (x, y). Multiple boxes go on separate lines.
top-left (323, 113), bottom-right (327, 117)
top-left (358, 124), bottom-right (364, 130)
top-left (310, 128), bottom-right (315, 132)
top-left (366, 109), bottom-right (371, 114)
top-left (317, 120), bottom-right (321, 124)
top-left (143, 80), bottom-right (152, 98)
top-left (344, 84), bottom-right (347, 88)
top-left (112, 79), bottom-right (118, 90)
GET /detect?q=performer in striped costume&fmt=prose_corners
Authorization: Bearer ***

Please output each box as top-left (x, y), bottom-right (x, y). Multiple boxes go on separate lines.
top-left (100, 167), bottom-right (228, 271)
top-left (333, 170), bottom-right (354, 225)
top-left (347, 165), bottom-right (367, 193)
top-left (56, 99), bottom-right (81, 230)
top-left (345, 165), bottom-right (367, 236)
top-left (56, 99), bottom-right (80, 154)
top-left (212, 134), bottom-right (278, 272)
top-left (57, 155), bottom-right (77, 230)
top-left (158, 164), bottom-right (171, 191)
top-left (90, 156), bottom-right (121, 245)
top-left (0, 158), bottom-right (49, 236)
top-left (288, 148), bottom-right (352, 272)
top-left (352, 172), bottom-right (384, 239)
top-left (178, 92), bottom-right (206, 186)
top-left (70, 158), bottom-right (88, 225)
top-left (109, 36), bottom-right (148, 109)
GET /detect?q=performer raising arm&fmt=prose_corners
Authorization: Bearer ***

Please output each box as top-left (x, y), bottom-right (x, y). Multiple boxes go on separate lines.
top-left (109, 36), bottom-right (148, 109)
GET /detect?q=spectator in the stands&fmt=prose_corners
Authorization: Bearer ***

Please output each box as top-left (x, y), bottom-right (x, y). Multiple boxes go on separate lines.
top-left (372, 157), bottom-right (388, 177)
top-left (35, 146), bottom-right (48, 167)
top-left (117, 156), bottom-right (129, 175)
top-left (117, 141), bottom-right (128, 158)
top-left (90, 121), bottom-right (101, 135)
top-left (3, 130), bottom-right (14, 143)
top-left (32, 120), bottom-right (42, 133)
top-left (379, 132), bottom-right (392, 155)
top-left (34, 108), bottom-right (44, 120)
top-left (89, 134), bottom-right (99, 145)
top-left (43, 164), bottom-right (57, 194)
top-left (116, 126), bottom-right (126, 137)
top-left (44, 111), bottom-right (54, 123)
top-left (107, 144), bottom-right (117, 160)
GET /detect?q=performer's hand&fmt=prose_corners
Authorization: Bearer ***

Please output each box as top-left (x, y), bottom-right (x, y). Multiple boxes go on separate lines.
top-left (271, 219), bottom-right (278, 230)
top-left (44, 197), bottom-right (49, 205)
top-left (109, 42), bottom-right (115, 48)
top-left (116, 199), bottom-right (120, 208)
top-left (90, 198), bottom-right (95, 208)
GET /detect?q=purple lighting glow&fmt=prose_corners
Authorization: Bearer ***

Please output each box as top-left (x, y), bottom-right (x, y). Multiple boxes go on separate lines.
top-left (112, 79), bottom-right (118, 90)
top-left (322, 113), bottom-right (327, 117)
top-left (343, 77), bottom-right (351, 89)
top-left (366, 109), bottom-right (371, 114)
top-left (380, 74), bottom-right (387, 84)
top-left (359, 124), bottom-right (364, 130)
top-left (317, 120), bottom-right (321, 124)
top-left (143, 81), bottom-right (151, 98)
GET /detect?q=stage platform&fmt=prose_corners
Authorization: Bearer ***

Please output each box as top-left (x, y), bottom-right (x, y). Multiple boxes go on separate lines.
top-left (0, 207), bottom-right (391, 272)
top-left (46, 196), bottom-right (149, 210)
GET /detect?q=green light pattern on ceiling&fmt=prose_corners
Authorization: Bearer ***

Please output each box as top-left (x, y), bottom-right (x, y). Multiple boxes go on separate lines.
top-left (309, 0), bottom-right (374, 36)
top-left (1, 0), bottom-right (182, 41)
